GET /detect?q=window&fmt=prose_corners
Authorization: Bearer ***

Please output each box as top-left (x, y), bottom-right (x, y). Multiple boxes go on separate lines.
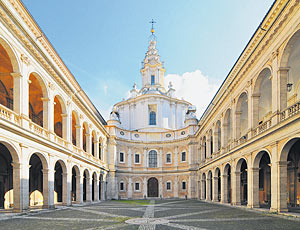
top-left (119, 152), bottom-right (124, 163)
top-left (149, 111), bottom-right (156, 125)
top-left (182, 181), bottom-right (186, 190)
top-left (166, 153), bottom-right (172, 164)
top-left (135, 154), bottom-right (140, 164)
top-left (151, 75), bottom-right (155, 85)
top-left (149, 150), bottom-right (157, 168)
top-left (181, 152), bottom-right (186, 162)
top-left (135, 182), bottom-right (140, 191)
top-left (120, 182), bottom-right (124, 191)
top-left (166, 182), bottom-right (171, 191)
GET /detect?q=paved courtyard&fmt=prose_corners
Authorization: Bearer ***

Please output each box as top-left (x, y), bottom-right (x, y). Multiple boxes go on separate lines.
top-left (0, 200), bottom-right (300, 230)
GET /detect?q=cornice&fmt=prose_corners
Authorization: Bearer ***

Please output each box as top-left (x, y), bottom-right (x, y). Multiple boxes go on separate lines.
top-left (196, 0), bottom-right (297, 137)
top-left (0, 0), bottom-right (108, 135)
top-left (114, 92), bottom-right (191, 108)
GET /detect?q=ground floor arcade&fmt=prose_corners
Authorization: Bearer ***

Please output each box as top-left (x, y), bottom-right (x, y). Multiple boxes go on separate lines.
top-left (0, 140), bottom-right (107, 212)
top-left (199, 137), bottom-right (300, 213)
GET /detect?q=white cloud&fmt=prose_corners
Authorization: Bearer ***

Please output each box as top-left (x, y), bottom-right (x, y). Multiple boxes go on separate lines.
top-left (165, 70), bottom-right (221, 118)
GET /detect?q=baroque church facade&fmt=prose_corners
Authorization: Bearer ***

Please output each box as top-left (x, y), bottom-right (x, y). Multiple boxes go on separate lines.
top-left (0, 0), bottom-right (300, 214)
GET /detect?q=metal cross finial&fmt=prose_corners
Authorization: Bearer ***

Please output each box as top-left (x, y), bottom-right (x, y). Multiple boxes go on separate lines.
top-left (149, 19), bottom-right (156, 34)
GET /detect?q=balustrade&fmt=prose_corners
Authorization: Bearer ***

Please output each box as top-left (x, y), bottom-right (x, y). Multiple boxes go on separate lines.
top-left (280, 101), bottom-right (300, 122)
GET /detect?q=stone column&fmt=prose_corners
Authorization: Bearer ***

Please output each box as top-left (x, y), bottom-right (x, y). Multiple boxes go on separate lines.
top-left (220, 115), bottom-right (225, 152)
top-left (212, 176), bottom-right (218, 202)
top-left (206, 177), bottom-right (211, 201)
top-left (207, 135), bottom-right (212, 159)
top-left (158, 148), bottom-right (163, 168)
top-left (174, 147), bottom-right (178, 167)
top-left (221, 175), bottom-right (228, 203)
top-left (143, 148), bottom-right (147, 168)
top-left (143, 177), bottom-right (147, 198)
top-left (159, 177), bottom-right (163, 198)
top-left (11, 73), bottom-right (23, 114)
top-left (86, 175), bottom-right (92, 202)
top-left (252, 94), bottom-right (260, 128)
top-left (102, 144), bottom-right (107, 163)
top-left (61, 113), bottom-right (68, 141)
top-left (270, 143), bottom-right (278, 212)
top-left (11, 162), bottom-right (21, 212)
top-left (247, 83), bottom-right (253, 139)
top-left (159, 100), bottom-right (163, 127)
top-left (248, 167), bottom-right (259, 208)
top-left (278, 67), bottom-right (289, 111)
top-left (75, 125), bottom-right (82, 148)
top-left (213, 126), bottom-right (218, 154)
top-left (232, 102), bottom-right (237, 144)
top-left (128, 177), bottom-right (132, 198)
top-left (235, 111), bottom-right (241, 140)
top-left (271, 52), bottom-right (279, 125)
top-left (106, 171), bottom-right (118, 200)
top-left (21, 162), bottom-right (30, 210)
top-left (128, 149), bottom-right (132, 168)
top-left (232, 171), bottom-right (241, 205)
top-left (174, 176), bottom-right (178, 198)
top-left (76, 175), bottom-right (81, 203)
top-left (62, 172), bottom-right (69, 205)
top-left (79, 174), bottom-right (83, 203)
top-left (43, 168), bottom-right (54, 208)
top-left (41, 98), bottom-right (50, 129)
top-left (95, 178), bottom-right (99, 201)
top-left (277, 161), bottom-right (288, 212)
top-left (170, 102), bottom-right (175, 129)
top-left (95, 140), bottom-right (99, 159)
top-left (86, 133), bottom-right (91, 154)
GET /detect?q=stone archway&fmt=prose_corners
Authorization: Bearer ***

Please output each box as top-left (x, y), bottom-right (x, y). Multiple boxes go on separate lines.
top-left (147, 177), bottom-right (158, 197)
top-left (0, 143), bottom-right (13, 209)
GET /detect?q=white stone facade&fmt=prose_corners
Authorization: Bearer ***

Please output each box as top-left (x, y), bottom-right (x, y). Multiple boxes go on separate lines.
top-left (1, 0), bottom-right (300, 215)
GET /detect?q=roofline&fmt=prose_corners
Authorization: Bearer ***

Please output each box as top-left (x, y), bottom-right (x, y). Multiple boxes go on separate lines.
top-left (197, 0), bottom-right (284, 126)
top-left (18, 0), bottom-right (107, 127)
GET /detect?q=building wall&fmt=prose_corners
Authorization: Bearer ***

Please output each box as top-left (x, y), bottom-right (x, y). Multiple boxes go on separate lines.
top-left (194, 0), bottom-right (300, 212)
top-left (0, 0), bottom-right (109, 211)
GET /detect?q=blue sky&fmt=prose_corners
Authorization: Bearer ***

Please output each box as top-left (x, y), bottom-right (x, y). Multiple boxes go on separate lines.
top-left (22, 0), bottom-right (274, 119)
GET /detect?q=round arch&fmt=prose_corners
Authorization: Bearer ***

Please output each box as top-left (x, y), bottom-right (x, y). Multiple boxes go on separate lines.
top-left (147, 177), bottom-right (158, 197)
top-left (83, 168), bottom-right (90, 202)
top-left (28, 72), bottom-right (48, 99)
top-left (71, 165), bottom-right (80, 203)
top-left (0, 36), bottom-right (20, 73)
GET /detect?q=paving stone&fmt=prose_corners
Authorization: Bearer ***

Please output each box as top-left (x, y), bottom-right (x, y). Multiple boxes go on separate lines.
top-left (0, 200), bottom-right (300, 230)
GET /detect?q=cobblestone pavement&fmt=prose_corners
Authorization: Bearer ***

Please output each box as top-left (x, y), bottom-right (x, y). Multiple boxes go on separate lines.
top-left (0, 200), bottom-right (300, 230)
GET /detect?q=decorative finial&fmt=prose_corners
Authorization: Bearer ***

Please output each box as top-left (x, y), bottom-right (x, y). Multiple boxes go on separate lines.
top-left (168, 81), bottom-right (173, 89)
top-left (149, 19), bottom-right (156, 34)
top-left (133, 82), bottom-right (137, 90)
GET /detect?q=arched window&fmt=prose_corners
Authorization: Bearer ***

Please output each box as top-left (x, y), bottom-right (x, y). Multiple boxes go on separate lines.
top-left (149, 150), bottom-right (157, 167)
top-left (149, 111), bottom-right (156, 125)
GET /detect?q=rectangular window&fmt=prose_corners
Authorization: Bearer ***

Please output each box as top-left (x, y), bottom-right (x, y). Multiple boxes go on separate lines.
top-left (166, 182), bottom-right (171, 190)
top-left (181, 152), bottom-right (186, 162)
top-left (120, 182), bottom-right (124, 191)
top-left (135, 154), bottom-right (140, 164)
top-left (166, 153), bottom-right (171, 164)
top-left (119, 152), bottom-right (124, 163)
top-left (135, 182), bottom-right (140, 191)
top-left (182, 181), bottom-right (186, 190)
top-left (151, 75), bottom-right (155, 85)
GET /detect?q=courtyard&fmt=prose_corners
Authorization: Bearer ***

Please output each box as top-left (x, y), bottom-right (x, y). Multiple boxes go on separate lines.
top-left (0, 200), bottom-right (299, 230)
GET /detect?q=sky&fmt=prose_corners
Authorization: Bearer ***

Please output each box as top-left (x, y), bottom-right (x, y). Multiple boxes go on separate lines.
top-left (22, 0), bottom-right (274, 119)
